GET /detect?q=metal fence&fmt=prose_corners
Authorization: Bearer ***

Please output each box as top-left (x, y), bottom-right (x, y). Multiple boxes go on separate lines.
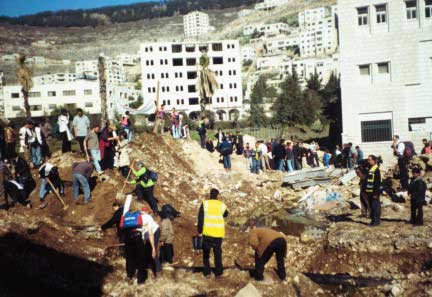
top-left (242, 127), bottom-right (285, 141)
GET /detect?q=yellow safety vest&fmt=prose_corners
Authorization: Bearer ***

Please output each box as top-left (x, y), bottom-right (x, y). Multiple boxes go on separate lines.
top-left (366, 164), bottom-right (379, 193)
top-left (202, 200), bottom-right (226, 238)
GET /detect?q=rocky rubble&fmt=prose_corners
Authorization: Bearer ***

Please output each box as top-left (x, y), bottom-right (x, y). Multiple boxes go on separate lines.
top-left (1, 133), bottom-right (432, 296)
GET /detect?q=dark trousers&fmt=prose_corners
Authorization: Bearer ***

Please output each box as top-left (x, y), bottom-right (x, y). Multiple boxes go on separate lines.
top-left (368, 194), bottom-right (381, 225)
top-left (360, 190), bottom-right (370, 216)
top-left (125, 232), bottom-right (148, 284)
top-left (160, 243), bottom-right (174, 264)
top-left (5, 142), bottom-right (17, 160)
top-left (76, 136), bottom-right (86, 153)
top-left (119, 166), bottom-right (130, 178)
top-left (410, 200), bottom-right (424, 225)
top-left (200, 134), bottom-right (206, 148)
top-left (4, 182), bottom-right (29, 207)
top-left (202, 236), bottom-right (223, 276)
top-left (254, 238), bottom-right (287, 281)
top-left (152, 228), bottom-right (162, 274)
top-left (295, 157), bottom-right (302, 170)
top-left (136, 184), bottom-right (158, 214)
top-left (398, 157), bottom-right (409, 190)
top-left (61, 132), bottom-right (71, 153)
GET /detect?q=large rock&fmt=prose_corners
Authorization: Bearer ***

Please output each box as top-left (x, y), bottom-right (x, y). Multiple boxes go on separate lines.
top-left (235, 283), bottom-right (261, 297)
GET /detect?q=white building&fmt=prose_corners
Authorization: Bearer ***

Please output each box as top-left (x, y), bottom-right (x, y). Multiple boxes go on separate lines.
top-left (243, 22), bottom-right (290, 36)
top-left (338, 0), bottom-right (432, 163)
top-left (33, 73), bottom-right (78, 85)
top-left (298, 5), bottom-right (338, 57)
top-left (255, 0), bottom-right (290, 11)
top-left (117, 53), bottom-right (138, 66)
top-left (241, 46), bottom-right (257, 61)
top-left (0, 71), bottom-right (4, 117)
top-left (264, 33), bottom-right (300, 54)
top-left (183, 11), bottom-right (211, 39)
top-left (1, 54), bottom-right (19, 63)
top-left (75, 58), bottom-right (126, 84)
top-left (140, 40), bottom-right (243, 121)
top-left (3, 80), bottom-right (101, 117)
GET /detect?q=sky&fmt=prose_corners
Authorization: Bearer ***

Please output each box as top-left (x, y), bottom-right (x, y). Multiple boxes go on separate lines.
top-left (0, 0), bottom-right (154, 17)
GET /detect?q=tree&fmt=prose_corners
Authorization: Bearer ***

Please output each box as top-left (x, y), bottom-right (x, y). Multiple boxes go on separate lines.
top-left (98, 55), bottom-right (108, 126)
top-left (248, 74), bottom-right (278, 127)
top-left (16, 54), bottom-right (33, 118)
top-left (272, 71), bottom-right (303, 126)
top-left (302, 70), bottom-right (324, 125)
top-left (130, 95), bottom-right (143, 109)
top-left (321, 72), bottom-right (342, 144)
top-left (197, 53), bottom-right (218, 112)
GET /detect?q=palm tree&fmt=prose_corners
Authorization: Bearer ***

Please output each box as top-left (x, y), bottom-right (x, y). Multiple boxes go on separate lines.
top-left (16, 54), bottom-right (33, 118)
top-left (197, 53), bottom-right (218, 112)
top-left (98, 55), bottom-right (108, 126)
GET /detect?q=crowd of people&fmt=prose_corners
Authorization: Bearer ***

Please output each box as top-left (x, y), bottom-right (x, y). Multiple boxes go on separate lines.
top-left (0, 107), bottom-right (430, 285)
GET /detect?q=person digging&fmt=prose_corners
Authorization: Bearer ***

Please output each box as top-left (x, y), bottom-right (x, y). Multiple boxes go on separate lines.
top-left (248, 220), bottom-right (287, 281)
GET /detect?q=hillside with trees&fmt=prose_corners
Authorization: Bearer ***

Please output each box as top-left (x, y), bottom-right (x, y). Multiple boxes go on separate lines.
top-left (0, 0), bottom-right (259, 27)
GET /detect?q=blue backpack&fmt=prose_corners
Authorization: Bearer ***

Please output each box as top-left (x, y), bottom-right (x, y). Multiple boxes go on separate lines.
top-left (120, 211), bottom-right (143, 229)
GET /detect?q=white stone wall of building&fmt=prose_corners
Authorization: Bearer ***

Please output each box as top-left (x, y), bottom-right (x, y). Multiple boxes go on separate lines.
top-left (338, 0), bottom-right (432, 164)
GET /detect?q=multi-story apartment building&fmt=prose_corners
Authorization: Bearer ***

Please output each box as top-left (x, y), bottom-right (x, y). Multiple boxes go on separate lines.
top-left (2, 79), bottom-right (140, 119)
top-left (116, 53), bottom-right (139, 66)
top-left (255, 0), bottom-right (290, 11)
top-left (33, 73), bottom-right (78, 85)
top-left (183, 11), bottom-right (211, 39)
top-left (298, 5), bottom-right (338, 57)
top-left (243, 22), bottom-right (290, 36)
top-left (140, 40), bottom-right (243, 121)
top-left (3, 80), bottom-right (101, 117)
top-left (339, 0), bottom-right (432, 163)
top-left (264, 34), bottom-right (300, 54)
top-left (256, 55), bottom-right (338, 85)
top-left (75, 58), bottom-right (126, 84)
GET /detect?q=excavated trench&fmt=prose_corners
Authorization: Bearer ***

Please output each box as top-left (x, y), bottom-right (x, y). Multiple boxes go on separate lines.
top-left (0, 232), bottom-right (112, 297)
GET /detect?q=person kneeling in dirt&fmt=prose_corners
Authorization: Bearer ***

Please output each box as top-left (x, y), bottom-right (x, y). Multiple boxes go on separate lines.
top-left (408, 167), bottom-right (427, 226)
top-left (248, 222), bottom-right (287, 281)
top-left (129, 161), bottom-right (158, 214)
top-left (101, 201), bottom-right (124, 242)
top-left (38, 161), bottom-right (65, 209)
top-left (197, 188), bottom-right (228, 278)
top-left (72, 160), bottom-right (94, 205)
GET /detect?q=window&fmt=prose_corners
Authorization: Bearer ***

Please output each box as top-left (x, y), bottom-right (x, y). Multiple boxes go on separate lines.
top-left (187, 71), bottom-right (197, 79)
top-left (63, 90), bottom-right (76, 96)
top-left (361, 120), bottom-right (392, 142)
top-left (30, 105), bottom-right (42, 111)
top-left (377, 62), bottom-right (390, 74)
top-left (185, 45), bottom-right (195, 52)
top-left (359, 64), bottom-right (370, 75)
top-left (212, 43), bottom-right (223, 51)
top-left (375, 4), bottom-right (387, 23)
top-left (186, 58), bottom-right (196, 66)
top-left (85, 102), bottom-right (93, 108)
top-left (48, 104), bottom-right (56, 109)
top-left (199, 45), bottom-right (208, 52)
top-left (12, 106), bottom-right (21, 111)
top-left (173, 58), bottom-right (183, 66)
top-left (84, 89), bottom-right (92, 95)
top-left (357, 7), bottom-right (369, 26)
top-left (426, 0), bottom-right (432, 18)
top-left (11, 93), bottom-right (20, 98)
top-left (188, 85), bottom-right (196, 93)
top-left (29, 91), bottom-right (41, 97)
top-left (172, 44), bottom-right (182, 53)
top-left (189, 98), bottom-right (199, 105)
top-left (213, 57), bottom-right (223, 64)
top-left (405, 0), bottom-right (417, 19)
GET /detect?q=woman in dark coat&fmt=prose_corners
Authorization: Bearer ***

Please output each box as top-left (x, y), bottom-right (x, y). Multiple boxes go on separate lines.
top-left (100, 121), bottom-right (118, 170)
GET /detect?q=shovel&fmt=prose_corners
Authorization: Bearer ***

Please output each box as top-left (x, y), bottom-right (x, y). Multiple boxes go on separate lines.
top-left (117, 160), bottom-right (135, 199)
top-left (46, 177), bottom-right (69, 210)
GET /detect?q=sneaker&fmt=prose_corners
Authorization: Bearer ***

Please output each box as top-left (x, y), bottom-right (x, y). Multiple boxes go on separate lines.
top-left (39, 201), bottom-right (48, 209)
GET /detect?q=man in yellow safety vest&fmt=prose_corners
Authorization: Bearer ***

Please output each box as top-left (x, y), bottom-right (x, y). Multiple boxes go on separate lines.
top-left (366, 155), bottom-right (382, 226)
top-left (197, 188), bottom-right (228, 278)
